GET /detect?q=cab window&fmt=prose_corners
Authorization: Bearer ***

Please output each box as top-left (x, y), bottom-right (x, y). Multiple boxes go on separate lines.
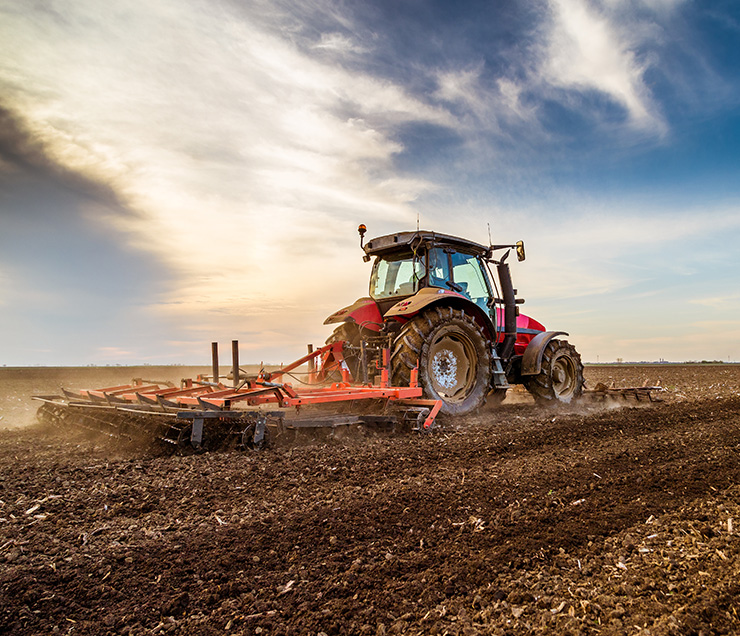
top-left (427, 248), bottom-right (450, 288)
top-left (450, 252), bottom-right (491, 313)
top-left (370, 252), bottom-right (426, 299)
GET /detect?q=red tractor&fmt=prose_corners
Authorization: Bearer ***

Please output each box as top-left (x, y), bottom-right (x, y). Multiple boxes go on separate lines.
top-left (325, 227), bottom-right (584, 415)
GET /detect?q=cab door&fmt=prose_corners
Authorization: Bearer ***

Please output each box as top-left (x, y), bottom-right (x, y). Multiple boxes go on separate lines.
top-left (448, 251), bottom-right (495, 319)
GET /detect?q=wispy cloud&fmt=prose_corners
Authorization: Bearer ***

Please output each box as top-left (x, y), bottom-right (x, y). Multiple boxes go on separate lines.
top-left (539, 0), bottom-right (672, 135)
top-left (312, 32), bottom-right (366, 54)
top-left (423, 0), bottom-right (681, 155)
top-left (0, 0), bottom-right (455, 349)
top-left (0, 0), bottom-right (737, 365)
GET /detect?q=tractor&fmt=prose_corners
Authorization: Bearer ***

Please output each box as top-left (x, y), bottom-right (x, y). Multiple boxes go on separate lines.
top-left (324, 226), bottom-right (584, 415)
top-left (33, 227), bottom-right (661, 451)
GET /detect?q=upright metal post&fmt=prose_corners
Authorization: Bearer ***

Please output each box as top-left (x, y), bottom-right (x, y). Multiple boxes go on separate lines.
top-left (211, 342), bottom-right (219, 385)
top-left (232, 340), bottom-right (240, 388)
top-left (307, 344), bottom-right (315, 382)
top-left (360, 340), bottom-right (368, 385)
top-left (380, 348), bottom-right (389, 387)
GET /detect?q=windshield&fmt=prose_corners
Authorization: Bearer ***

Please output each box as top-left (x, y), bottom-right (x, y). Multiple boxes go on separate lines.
top-left (370, 252), bottom-right (426, 299)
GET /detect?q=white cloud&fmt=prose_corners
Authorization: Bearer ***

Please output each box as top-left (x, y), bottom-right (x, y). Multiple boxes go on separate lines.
top-left (542, 0), bottom-right (667, 134)
top-left (312, 32), bottom-right (366, 54)
top-left (434, 65), bottom-right (540, 132)
top-left (0, 0), bottom-right (455, 352)
top-left (427, 0), bottom-right (679, 147)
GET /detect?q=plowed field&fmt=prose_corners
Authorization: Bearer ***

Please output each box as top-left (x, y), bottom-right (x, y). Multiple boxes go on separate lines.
top-left (2, 364), bottom-right (740, 635)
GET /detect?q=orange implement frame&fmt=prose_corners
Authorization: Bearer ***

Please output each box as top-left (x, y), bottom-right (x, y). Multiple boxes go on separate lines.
top-left (59, 342), bottom-right (443, 432)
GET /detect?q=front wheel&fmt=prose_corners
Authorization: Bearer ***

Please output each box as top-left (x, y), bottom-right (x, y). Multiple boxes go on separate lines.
top-left (524, 339), bottom-right (584, 404)
top-left (391, 307), bottom-right (492, 416)
top-left (325, 322), bottom-right (362, 381)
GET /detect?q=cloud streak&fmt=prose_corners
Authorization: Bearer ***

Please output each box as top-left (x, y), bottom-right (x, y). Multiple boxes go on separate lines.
top-left (541, 0), bottom-right (668, 135)
top-left (1, 0), bottom-right (738, 365)
top-left (0, 0), bottom-right (454, 346)
top-left (425, 0), bottom-right (684, 149)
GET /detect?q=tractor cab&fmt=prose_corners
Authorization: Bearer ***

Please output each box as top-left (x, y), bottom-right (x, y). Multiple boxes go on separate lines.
top-left (364, 231), bottom-right (497, 327)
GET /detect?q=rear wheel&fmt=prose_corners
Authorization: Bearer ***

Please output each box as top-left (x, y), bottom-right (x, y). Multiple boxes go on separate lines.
top-left (391, 307), bottom-right (492, 416)
top-left (176, 423), bottom-right (206, 454)
top-left (524, 339), bottom-right (584, 404)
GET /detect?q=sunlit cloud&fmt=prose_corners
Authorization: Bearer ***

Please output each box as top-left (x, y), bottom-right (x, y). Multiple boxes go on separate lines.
top-left (541, 0), bottom-right (669, 134)
top-left (0, 0), bottom-right (737, 365)
top-left (0, 0), bottom-right (453, 349)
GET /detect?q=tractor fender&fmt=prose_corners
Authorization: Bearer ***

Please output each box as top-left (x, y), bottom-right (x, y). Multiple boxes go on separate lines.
top-left (385, 288), bottom-right (495, 339)
top-left (323, 297), bottom-right (383, 331)
top-left (521, 331), bottom-right (569, 376)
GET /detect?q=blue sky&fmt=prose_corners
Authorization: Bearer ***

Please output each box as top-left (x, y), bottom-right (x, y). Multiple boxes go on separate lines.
top-left (1, 0), bottom-right (739, 366)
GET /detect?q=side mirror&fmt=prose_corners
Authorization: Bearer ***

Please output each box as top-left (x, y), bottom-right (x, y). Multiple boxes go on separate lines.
top-left (516, 240), bottom-right (526, 262)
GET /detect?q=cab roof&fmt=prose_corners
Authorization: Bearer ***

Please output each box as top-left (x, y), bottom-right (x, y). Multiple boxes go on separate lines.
top-left (364, 231), bottom-right (489, 258)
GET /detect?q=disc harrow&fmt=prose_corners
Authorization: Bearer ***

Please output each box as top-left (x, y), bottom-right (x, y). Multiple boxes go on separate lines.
top-left (584, 381), bottom-right (665, 404)
top-left (33, 341), bottom-right (443, 452)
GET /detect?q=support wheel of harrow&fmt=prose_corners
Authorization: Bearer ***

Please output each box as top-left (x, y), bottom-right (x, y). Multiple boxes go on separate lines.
top-left (176, 423), bottom-right (206, 454)
top-left (391, 307), bottom-right (492, 416)
top-left (240, 417), bottom-right (269, 451)
top-left (524, 339), bottom-right (584, 404)
top-left (36, 402), bottom-right (65, 429)
top-left (405, 408), bottom-right (433, 434)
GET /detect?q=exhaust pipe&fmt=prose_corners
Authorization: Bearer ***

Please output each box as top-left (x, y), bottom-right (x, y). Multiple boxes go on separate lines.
top-left (232, 340), bottom-right (240, 388)
top-left (496, 261), bottom-right (517, 360)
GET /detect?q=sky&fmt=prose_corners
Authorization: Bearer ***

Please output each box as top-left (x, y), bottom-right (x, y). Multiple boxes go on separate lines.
top-left (1, 0), bottom-right (739, 366)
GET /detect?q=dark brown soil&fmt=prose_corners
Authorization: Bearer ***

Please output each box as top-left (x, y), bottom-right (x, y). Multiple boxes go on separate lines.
top-left (2, 365), bottom-right (740, 635)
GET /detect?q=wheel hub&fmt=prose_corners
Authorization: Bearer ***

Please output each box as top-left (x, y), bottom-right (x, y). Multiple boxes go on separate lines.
top-left (427, 334), bottom-right (474, 400)
top-left (431, 349), bottom-right (458, 389)
top-left (552, 357), bottom-right (575, 397)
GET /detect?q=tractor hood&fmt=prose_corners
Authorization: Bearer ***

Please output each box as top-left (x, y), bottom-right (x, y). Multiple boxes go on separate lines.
top-left (324, 297), bottom-right (383, 331)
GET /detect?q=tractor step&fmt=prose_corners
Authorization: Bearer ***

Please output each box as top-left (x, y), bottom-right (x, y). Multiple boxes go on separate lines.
top-left (491, 352), bottom-right (510, 390)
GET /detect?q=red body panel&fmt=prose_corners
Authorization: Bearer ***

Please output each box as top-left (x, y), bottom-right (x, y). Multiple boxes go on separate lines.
top-left (324, 297), bottom-right (383, 331)
top-left (326, 296), bottom-right (546, 356)
top-left (495, 309), bottom-right (547, 355)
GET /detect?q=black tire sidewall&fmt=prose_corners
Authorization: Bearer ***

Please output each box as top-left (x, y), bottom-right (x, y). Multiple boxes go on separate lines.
top-left (526, 339), bottom-right (584, 404)
top-left (417, 312), bottom-right (491, 416)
